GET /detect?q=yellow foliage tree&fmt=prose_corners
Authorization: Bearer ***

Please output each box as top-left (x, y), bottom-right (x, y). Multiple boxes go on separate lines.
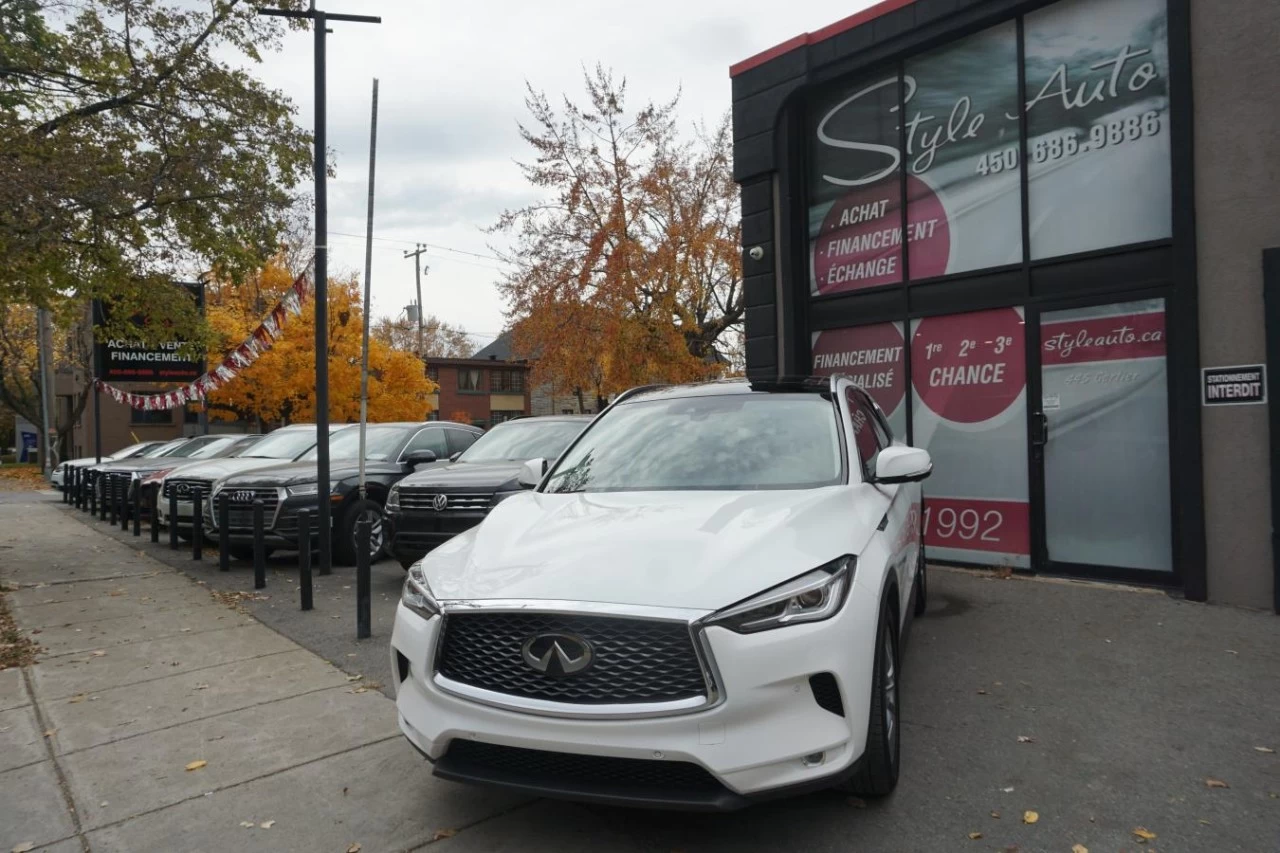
top-left (204, 260), bottom-right (437, 427)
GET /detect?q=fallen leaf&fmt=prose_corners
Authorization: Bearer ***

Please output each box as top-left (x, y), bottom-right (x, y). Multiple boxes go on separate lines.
top-left (99, 801), bottom-right (108, 807)
top-left (108, 590), bottom-right (124, 597)
top-left (977, 689), bottom-right (988, 695)
top-left (1133, 827), bottom-right (1157, 841)
top-left (43, 729), bottom-right (56, 738)
top-left (1072, 845), bottom-right (1088, 853)
top-left (342, 787), bottom-right (349, 796)
top-left (184, 760), bottom-right (207, 772)
top-left (1255, 746), bottom-right (1275, 754)
top-left (968, 831), bottom-right (983, 840)
top-left (995, 565), bottom-right (1013, 579)
top-left (1000, 786), bottom-right (1014, 793)
top-left (180, 628), bottom-right (191, 633)
top-left (90, 650), bottom-right (106, 657)
top-left (240, 821), bottom-right (254, 828)
top-left (259, 820), bottom-right (275, 829)
top-left (350, 687), bottom-right (367, 694)
top-left (1022, 810), bottom-right (1039, 825)
top-left (1225, 649), bottom-right (1238, 655)
top-left (1017, 735), bottom-right (1035, 744)
top-left (194, 683), bottom-right (210, 690)
top-left (1205, 778), bottom-right (1229, 789)
top-left (1198, 818), bottom-right (1211, 825)
top-left (68, 694), bottom-right (87, 704)
top-left (12, 843), bottom-right (36, 852)
top-left (433, 829), bottom-right (458, 840)
top-left (346, 674), bottom-right (362, 682)
top-left (990, 811), bottom-right (1001, 819)
top-left (847, 796), bottom-right (867, 809)
top-left (347, 845), bottom-right (362, 853)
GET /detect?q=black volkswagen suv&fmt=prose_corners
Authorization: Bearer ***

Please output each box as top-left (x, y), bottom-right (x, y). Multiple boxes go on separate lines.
top-left (212, 421), bottom-right (481, 564)
top-left (385, 415), bottom-right (591, 568)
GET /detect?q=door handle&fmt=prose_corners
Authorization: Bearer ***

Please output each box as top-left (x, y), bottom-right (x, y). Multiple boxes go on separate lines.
top-left (1031, 412), bottom-right (1049, 447)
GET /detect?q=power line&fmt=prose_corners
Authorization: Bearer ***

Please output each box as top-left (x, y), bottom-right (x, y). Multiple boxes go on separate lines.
top-left (329, 231), bottom-right (509, 264)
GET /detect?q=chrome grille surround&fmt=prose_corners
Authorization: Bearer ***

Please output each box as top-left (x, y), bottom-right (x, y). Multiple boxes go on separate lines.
top-left (162, 478), bottom-right (213, 500)
top-left (208, 486), bottom-right (284, 531)
top-left (398, 489), bottom-right (494, 512)
top-left (430, 600), bottom-right (723, 720)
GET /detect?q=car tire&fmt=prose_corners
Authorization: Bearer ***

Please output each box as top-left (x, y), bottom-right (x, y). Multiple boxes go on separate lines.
top-left (335, 499), bottom-right (385, 566)
top-left (843, 597), bottom-right (901, 797)
top-left (913, 550), bottom-right (927, 617)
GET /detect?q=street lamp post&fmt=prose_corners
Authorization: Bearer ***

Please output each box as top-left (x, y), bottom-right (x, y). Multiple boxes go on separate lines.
top-left (257, 3), bottom-right (380, 574)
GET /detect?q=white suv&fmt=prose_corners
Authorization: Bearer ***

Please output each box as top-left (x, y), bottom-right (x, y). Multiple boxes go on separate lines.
top-left (390, 376), bottom-right (932, 809)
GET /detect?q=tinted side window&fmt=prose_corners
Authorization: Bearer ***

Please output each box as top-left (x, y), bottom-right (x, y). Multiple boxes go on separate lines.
top-left (447, 429), bottom-right (478, 455)
top-left (402, 427), bottom-right (449, 459)
top-left (846, 388), bottom-right (887, 482)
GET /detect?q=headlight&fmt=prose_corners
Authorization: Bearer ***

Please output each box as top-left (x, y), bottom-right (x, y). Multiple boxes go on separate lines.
top-left (287, 481), bottom-right (339, 497)
top-left (385, 484), bottom-right (400, 510)
top-left (401, 562), bottom-right (440, 620)
top-left (705, 556), bottom-right (855, 634)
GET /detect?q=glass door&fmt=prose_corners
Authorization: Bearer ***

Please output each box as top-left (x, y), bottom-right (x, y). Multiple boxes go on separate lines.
top-left (1031, 296), bottom-right (1173, 576)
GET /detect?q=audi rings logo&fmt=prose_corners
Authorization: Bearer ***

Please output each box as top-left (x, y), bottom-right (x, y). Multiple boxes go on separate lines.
top-left (231, 490), bottom-right (256, 503)
top-left (432, 493), bottom-right (449, 512)
top-left (520, 633), bottom-right (594, 677)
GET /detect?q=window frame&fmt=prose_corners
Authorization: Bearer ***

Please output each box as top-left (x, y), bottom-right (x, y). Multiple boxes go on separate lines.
top-left (397, 426), bottom-right (450, 462)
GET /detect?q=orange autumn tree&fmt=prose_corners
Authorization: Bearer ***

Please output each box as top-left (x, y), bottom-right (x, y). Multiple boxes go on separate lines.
top-left (492, 66), bottom-right (744, 406)
top-left (204, 260), bottom-right (436, 426)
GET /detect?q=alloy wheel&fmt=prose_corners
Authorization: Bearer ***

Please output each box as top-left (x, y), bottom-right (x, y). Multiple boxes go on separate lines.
top-left (883, 624), bottom-right (898, 764)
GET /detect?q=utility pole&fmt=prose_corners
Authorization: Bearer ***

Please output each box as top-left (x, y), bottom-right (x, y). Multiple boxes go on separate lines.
top-left (403, 244), bottom-right (427, 356)
top-left (36, 308), bottom-right (56, 474)
top-left (358, 78), bottom-right (379, 503)
top-left (258, 1), bottom-right (380, 575)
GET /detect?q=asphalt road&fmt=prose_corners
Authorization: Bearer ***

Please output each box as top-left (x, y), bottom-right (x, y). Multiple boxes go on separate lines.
top-left (45, 491), bottom-right (1280, 852)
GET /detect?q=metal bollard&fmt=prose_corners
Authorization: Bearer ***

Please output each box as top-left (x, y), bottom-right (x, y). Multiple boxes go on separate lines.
top-left (61, 469), bottom-right (68, 503)
top-left (76, 468), bottom-right (85, 511)
top-left (191, 490), bottom-right (203, 561)
top-left (119, 480), bottom-right (129, 531)
top-left (90, 473), bottom-right (98, 516)
top-left (218, 494), bottom-right (230, 572)
top-left (150, 485), bottom-right (160, 543)
top-left (70, 468), bottom-right (79, 509)
top-left (298, 509), bottom-right (313, 611)
top-left (252, 499), bottom-right (266, 590)
top-left (108, 479), bottom-right (118, 526)
top-left (168, 490), bottom-right (179, 550)
top-left (132, 483), bottom-right (141, 537)
top-left (356, 516), bottom-right (371, 639)
top-left (100, 475), bottom-right (109, 521)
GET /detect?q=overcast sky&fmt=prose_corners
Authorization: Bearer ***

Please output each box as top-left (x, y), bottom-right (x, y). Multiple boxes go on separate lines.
top-left (253, 0), bottom-right (877, 353)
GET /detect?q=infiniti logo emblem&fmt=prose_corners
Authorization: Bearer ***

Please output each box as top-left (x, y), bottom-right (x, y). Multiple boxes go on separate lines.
top-left (521, 633), bottom-right (594, 677)
top-left (175, 482), bottom-right (191, 495)
top-left (432, 493), bottom-right (448, 512)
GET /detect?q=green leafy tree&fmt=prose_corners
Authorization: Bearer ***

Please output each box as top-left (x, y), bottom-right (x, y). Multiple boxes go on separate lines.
top-left (0, 0), bottom-right (313, 349)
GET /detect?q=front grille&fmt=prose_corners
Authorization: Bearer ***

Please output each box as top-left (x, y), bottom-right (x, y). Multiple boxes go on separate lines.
top-left (212, 487), bottom-right (280, 530)
top-left (102, 472), bottom-right (132, 503)
top-left (162, 478), bottom-right (213, 500)
top-left (399, 489), bottom-right (493, 512)
top-left (443, 740), bottom-right (723, 793)
top-left (438, 613), bottom-right (707, 705)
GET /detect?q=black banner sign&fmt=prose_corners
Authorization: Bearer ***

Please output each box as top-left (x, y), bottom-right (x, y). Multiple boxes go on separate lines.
top-left (1202, 365), bottom-right (1267, 407)
top-left (93, 282), bottom-right (206, 382)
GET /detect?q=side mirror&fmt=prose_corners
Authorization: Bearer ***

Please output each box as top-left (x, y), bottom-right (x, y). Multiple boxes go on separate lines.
top-left (403, 449), bottom-right (438, 467)
top-left (449, 451), bottom-right (462, 462)
top-left (873, 447), bottom-right (932, 484)
top-left (517, 457), bottom-right (548, 488)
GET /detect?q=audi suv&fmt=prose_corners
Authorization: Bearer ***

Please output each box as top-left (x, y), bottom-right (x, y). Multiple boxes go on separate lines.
top-left (390, 376), bottom-right (932, 809)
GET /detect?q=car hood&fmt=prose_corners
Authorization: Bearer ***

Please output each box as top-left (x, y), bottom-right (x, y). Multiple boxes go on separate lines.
top-left (222, 459), bottom-right (402, 487)
top-left (166, 457), bottom-right (300, 483)
top-left (93, 457), bottom-right (173, 473)
top-left (398, 460), bottom-right (527, 490)
top-left (423, 487), bottom-right (880, 611)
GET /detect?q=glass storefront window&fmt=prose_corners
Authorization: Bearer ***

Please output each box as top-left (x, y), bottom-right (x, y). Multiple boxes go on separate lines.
top-left (1025, 0), bottom-right (1171, 260)
top-left (811, 322), bottom-right (907, 438)
top-left (1039, 298), bottom-right (1171, 570)
top-left (903, 21), bottom-right (1022, 278)
top-left (808, 69), bottom-right (905, 295)
top-left (910, 308), bottom-right (1030, 567)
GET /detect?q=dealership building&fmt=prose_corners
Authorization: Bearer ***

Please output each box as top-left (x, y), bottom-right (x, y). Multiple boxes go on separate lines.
top-left (730, 0), bottom-right (1279, 610)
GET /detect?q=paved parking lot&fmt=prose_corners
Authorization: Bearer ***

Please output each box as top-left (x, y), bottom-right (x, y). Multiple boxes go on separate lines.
top-left (4, 490), bottom-right (1278, 852)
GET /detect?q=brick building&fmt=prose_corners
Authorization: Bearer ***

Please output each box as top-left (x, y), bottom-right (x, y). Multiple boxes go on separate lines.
top-left (424, 336), bottom-right (532, 429)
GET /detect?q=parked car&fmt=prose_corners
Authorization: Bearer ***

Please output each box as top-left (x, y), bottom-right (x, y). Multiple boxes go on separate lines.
top-left (212, 421), bottom-right (482, 564)
top-left (159, 424), bottom-right (341, 546)
top-left (390, 377), bottom-right (932, 808)
top-left (386, 415), bottom-right (592, 568)
top-left (124, 434), bottom-right (260, 516)
top-left (84, 437), bottom-right (198, 504)
top-left (50, 441), bottom-right (165, 486)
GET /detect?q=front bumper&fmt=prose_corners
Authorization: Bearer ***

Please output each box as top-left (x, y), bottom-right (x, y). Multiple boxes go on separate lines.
top-left (386, 508), bottom-right (487, 562)
top-left (390, 584), bottom-right (881, 809)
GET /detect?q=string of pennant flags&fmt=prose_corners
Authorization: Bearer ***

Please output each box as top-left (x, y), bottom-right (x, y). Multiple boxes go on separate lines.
top-left (94, 273), bottom-right (312, 411)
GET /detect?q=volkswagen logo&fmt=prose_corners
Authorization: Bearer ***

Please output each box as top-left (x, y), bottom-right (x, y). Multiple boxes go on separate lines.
top-left (521, 633), bottom-right (594, 677)
top-left (432, 493), bottom-right (448, 512)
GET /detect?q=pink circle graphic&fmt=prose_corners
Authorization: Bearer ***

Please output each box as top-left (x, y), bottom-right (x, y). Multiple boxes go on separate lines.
top-left (911, 308), bottom-right (1025, 424)
top-left (813, 174), bottom-right (950, 295)
top-left (811, 323), bottom-right (906, 416)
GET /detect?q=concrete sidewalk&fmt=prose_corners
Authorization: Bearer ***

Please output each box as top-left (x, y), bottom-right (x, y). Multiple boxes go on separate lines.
top-left (0, 498), bottom-right (526, 853)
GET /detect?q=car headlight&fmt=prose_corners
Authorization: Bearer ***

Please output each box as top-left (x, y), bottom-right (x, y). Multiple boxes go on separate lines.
top-left (705, 556), bottom-right (855, 634)
top-left (287, 481), bottom-right (339, 497)
top-left (401, 562), bottom-right (440, 621)
top-left (385, 484), bottom-right (400, 510)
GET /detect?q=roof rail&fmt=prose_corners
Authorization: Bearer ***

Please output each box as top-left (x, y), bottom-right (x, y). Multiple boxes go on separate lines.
top-left (610, 384), bottom-right (670, 406)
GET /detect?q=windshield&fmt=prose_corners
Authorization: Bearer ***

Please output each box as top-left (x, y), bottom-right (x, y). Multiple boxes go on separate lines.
top-left (147, 440), bottom-right (189, 457)
top-left (165, 436), bottom-right (233, 459)
top-left (301, 426), bottom-right (412, 462)
top-left (227, 436), bottom-right (265, 457)
top-left (459, 420), bottom-right (587, 463)
top-left (543, 394), bottom-right (843, 493)
top-left (238, 429), bottom-right (319, 460)
top-left (109, 442), bottom-right (152, 460)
